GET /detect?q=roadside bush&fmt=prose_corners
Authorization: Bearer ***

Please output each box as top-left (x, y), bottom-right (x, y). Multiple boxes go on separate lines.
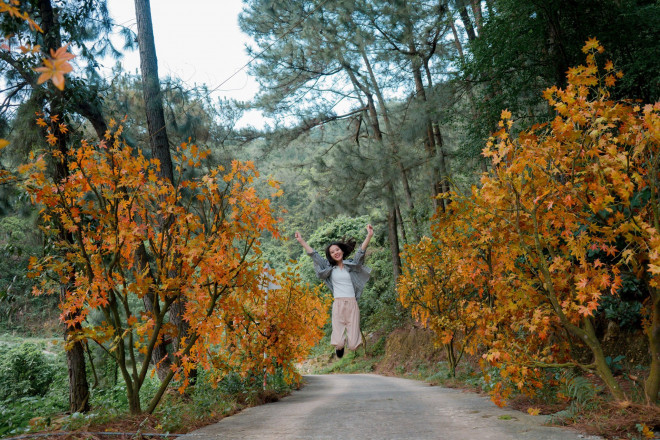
top-left (0, 342), bottom-right (55, 399)
top-left (0, 343), bottom-right (65, 437)
top-left (0, 394), bottom-right (66, 437)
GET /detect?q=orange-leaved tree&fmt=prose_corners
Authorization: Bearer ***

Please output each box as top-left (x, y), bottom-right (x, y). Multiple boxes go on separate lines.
top-left (207, 266), bottom-right (331, 387)
top-left (398, 200), bottom-right (494, 378)
top-left (0, 1), bottom-right (75, 90)
top-left (469, 39), bottom-right (658, 403)
top-left (405, 39), bottom-right (660, 405)
top-left (19, 119), bottom-right (324, 413)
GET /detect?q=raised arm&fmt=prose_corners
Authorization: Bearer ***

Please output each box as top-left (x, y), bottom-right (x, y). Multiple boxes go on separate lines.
top-left (295, 231), bottom-right (314, 254)
top-left (295, 231), bottom-right (332, 279)
top-left (360, 224), bottom-right (374, 251)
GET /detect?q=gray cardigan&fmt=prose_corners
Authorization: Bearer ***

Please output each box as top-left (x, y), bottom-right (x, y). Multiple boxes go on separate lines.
top-left (307, 248), bottom-right (372, 300)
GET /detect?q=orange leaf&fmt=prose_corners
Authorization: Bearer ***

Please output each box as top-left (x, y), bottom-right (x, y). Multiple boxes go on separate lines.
top-left (34, 44), bottom-right (75, 90)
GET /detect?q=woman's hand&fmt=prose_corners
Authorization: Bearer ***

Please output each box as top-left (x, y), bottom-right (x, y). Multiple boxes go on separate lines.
top-left (361, 224), bottom-right (374, 250)
top-left (295, 231), bottom-right (314, 253)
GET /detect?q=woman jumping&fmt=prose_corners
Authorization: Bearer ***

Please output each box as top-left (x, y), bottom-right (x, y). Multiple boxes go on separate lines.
top-left (295, 225), bottom-right (374, 358)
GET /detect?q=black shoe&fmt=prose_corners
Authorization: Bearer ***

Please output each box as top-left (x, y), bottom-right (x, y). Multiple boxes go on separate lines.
top-left (336, 347), bottom-right (344, 359)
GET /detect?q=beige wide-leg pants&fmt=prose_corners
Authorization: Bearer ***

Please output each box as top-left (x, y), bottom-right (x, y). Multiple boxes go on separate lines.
top-left (331, 297), bottom-right (362, 350)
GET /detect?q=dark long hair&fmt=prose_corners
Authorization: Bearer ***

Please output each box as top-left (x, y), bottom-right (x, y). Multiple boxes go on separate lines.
top-left (325, 238), bottom-right (356, 266)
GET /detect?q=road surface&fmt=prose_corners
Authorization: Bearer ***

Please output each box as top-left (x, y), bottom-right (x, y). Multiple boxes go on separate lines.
top-left (177, 374), bottom-right (599, 440)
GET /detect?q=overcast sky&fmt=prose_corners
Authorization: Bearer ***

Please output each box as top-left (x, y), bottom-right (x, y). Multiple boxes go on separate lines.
top-left (104, 0), bottom-right (262, 127)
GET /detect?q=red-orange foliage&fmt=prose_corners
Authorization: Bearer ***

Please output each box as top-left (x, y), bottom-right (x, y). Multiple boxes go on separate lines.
top-left (20, 119), bottom-right (328, 413)
top-left (400, 40), bottom-right (660, 405)
top-left (208, 266), bottom-right (330, 386)
top-left (399, 201), bottom-right (493, 378)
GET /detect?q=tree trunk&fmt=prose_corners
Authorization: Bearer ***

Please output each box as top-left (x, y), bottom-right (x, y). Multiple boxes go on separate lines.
top-left (396, 1), bottom-right (453, 213)
top-left (470, 0), bottom-right (483, 33)
top-left (431, 122), bottom-right (452, 211)
top-left (459, 7), bottom-right (477, 41)
top-left (408, 41), bottom-right (444, 212)
top-left (387, 203), bottom-right (401, 280)
top-left (540, 4), bottom-right (569, 88)
top-left (449, 18), bottom-right (465, 67)
top-left (134, 240), bottom-right (172, 381)
top-left (39, 0), bottom-right (91, 413)
top-left (412, 53), bottom-right (452, 212)
top-left (447, 6), bottom-right (489, 173)
top-left (73, 99), bottom-right (108, 141)
top-left (66, 322), bottom-right (90, 413)
top-left (341, 57), bottom-right (402, 282)
top-left (134, 0), bottom-right (174, 182)
top-left (134, 0), bottom-right (192, 382)
top-left (84, 342), bottom-right (99, 389)
top-left (53, 116), bottom-right (90, 414)
top-left (580, 317), bottom-right (625, 401)
top-left (645, 287), bottom-right (660, 403)
top-left (141, 280), bottom-right (172, 381)
top-left (396, 204), bottom-right (407, 245)
top-left (360, 47), bottom-right (420, 240)
top-left (445, 340), bottom-right (457, 378)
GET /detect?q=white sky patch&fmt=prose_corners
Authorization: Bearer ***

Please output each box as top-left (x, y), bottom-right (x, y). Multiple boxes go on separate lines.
top-left (105, 0), bottom-right (264, 128)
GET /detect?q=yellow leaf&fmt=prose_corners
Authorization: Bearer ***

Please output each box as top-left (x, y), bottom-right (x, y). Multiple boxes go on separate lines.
top-left (582, 37), bottom-right (600, 53)
top-left (527, 407), bottom-right (541, 416)
top-left (648, 264), bottom-right (660, 275)
top-left (0, 139), bottom-right (9, 150)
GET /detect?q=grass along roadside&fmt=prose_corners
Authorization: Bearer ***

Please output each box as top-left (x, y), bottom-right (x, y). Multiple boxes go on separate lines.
top-left (0, 335), bottom-right (298, 439)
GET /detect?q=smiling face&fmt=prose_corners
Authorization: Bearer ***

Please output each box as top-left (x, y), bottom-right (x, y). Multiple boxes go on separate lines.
top-left (328, 244), bottom-right (344, 263)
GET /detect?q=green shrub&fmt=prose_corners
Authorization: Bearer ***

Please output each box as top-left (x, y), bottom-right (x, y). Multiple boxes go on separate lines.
top-left (0, 394), bottom-right (64, 436)
top-left (0, 343), bottom-right (65, 436)
top-left (0, 342), bottom-right (55, 400)
top-left (551, 375), bottom-right (604, 424)
top-left (599, 295), bottom-right (643, 330)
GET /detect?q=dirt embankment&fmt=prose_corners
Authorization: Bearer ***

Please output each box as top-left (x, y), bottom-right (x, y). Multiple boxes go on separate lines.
top-left (375, 321), bottom-right (649, 376)
top-left (374, 325), bottom-right (445, 375)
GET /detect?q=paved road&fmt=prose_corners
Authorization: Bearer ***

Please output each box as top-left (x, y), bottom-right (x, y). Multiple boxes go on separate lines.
top-left (178, 374), bottom-right (599, 440)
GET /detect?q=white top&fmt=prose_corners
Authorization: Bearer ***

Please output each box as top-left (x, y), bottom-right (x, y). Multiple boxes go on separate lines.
top-left (331, 265), bottom-right (355, 298)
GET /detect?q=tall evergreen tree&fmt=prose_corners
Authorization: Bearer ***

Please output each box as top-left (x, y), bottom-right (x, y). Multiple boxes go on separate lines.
top-left (133, 0), bottom-right (177, 381)
top-left (360, 0), bottom-right (454, 211)
top-left (0, 0), bottom-right (131, 413)
top-left (241, 0), bottom-right (457, 279)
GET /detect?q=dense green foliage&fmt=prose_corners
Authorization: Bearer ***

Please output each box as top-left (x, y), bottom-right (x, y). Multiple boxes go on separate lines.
top-left (0, 342), bottom-right (55, 400)
top-left (0, 341), bottom-right (66, 436)
top-left (461, 0), bottom-right (660, 153)
top-left (0, 339), bottom-right (295, 436)
top-left (0, 195), bottom-right (56, 335)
